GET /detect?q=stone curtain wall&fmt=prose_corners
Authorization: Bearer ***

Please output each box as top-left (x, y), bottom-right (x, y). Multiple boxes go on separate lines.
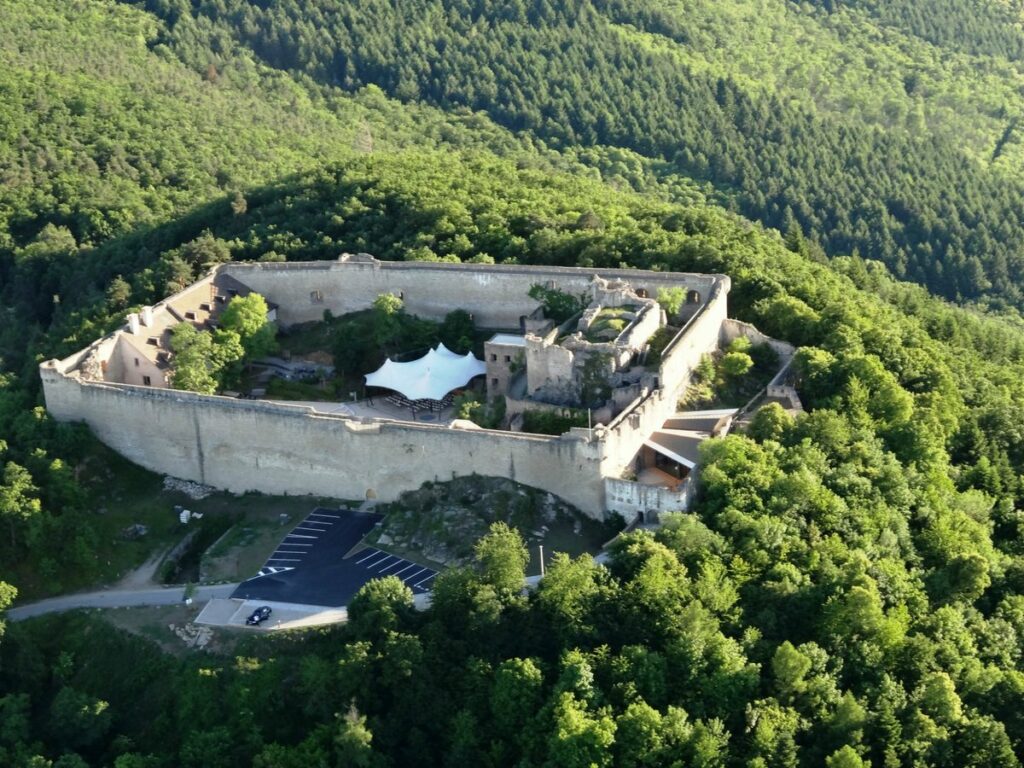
top-left (41, 259), bottom-right (730, 517)
top-left (41, 360), bottom-right (608, 514)
top-left (222, 257), bottom-right (723, 329)
top-left (597, 278), bottom-right (730, 480)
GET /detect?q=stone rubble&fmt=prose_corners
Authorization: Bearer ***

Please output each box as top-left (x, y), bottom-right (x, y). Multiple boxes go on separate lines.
top-left (163, 476), bottom-right (215, 500)
top-left (169, 622), bottom-right (214, 649)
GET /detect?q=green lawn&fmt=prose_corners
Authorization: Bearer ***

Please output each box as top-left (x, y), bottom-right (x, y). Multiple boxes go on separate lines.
top-left (584, 306), bottom-right (637, 342)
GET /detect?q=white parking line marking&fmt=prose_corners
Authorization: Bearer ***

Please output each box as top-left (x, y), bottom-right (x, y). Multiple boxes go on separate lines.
top-left (281, 542), bottom-right (312, 546)
top-left (393, 564), bottom-right (418, 577)
top-left (309, 512), bottom-right (341, 518)
top-left (267, 558), bottom-right (301, 562)
top-left (305, 518), bottom-right (333, 524)
top-left (379, 559), bottom-right (406, 573)
top-left (356, 550), bottom-right (381, 564)
top-left (295, 526), bottom-right (327, 532)
top-left (286, 534), bottom-right (318, 539)
top-left (363, 553), bottom-right (391, 569)
top-left (413, 574), bottom-right (437, 589)
top-left (402, 567), bottom-right (427, 583)
top-left (372, 556), bottom-right (397, 571)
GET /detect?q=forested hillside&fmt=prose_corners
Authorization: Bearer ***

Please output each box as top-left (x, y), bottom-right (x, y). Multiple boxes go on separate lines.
top-left (131, 0), bottom-right (1024, 311)
top-left (4, 0), bottom-right (1024, 765)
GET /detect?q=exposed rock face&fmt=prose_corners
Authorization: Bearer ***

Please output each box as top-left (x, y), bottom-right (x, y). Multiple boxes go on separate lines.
top-left (169, 622), bottom-right (213, 649)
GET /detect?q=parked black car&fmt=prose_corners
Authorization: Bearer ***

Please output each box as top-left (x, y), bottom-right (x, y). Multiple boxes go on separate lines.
top-left (246, 606), bottom-right (272, 626)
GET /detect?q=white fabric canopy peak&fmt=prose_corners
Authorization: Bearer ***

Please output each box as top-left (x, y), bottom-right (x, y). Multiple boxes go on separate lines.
top-left (365, 343), bottom-right (486, 401)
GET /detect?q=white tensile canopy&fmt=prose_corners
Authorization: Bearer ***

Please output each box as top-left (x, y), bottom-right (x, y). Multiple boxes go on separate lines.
top-left (365, 343), bottom-right (486, 401)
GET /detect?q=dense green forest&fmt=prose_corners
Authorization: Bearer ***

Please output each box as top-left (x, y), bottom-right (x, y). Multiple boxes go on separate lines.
top-left (122, 0), bottom-right (1024, 311)
top-left (5, 0), bottom-right (1024, 765)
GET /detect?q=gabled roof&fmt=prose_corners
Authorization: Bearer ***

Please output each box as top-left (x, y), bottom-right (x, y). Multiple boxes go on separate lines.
top-left (121, 272), bottom-right (275, 368)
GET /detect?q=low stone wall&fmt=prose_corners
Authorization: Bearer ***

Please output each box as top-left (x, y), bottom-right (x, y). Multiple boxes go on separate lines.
top-left (767, 384), bottom-right (804, 411)
top-left (721, 318), bottom-right (796, 360)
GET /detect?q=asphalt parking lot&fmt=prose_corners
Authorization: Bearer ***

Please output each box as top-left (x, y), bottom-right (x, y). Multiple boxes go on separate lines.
top-left (352, 547), bottom-right (438, 591)
top-left (231, 507), bottom-right (439, 607)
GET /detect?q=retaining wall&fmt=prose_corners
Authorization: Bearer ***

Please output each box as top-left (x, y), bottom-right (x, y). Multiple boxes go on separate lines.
top-left (721, 317), bottom-right (796, 360)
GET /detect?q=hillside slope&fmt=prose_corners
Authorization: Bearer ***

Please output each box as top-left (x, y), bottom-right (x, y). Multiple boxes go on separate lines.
top-left (3, 1), bottom-right (1024, 766)
top-left (135, 0), bottom-right (1024, 310)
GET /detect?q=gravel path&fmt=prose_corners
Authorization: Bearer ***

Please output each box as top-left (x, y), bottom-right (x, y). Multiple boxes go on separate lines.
top-left (7, 583), bottom-right (240, 621)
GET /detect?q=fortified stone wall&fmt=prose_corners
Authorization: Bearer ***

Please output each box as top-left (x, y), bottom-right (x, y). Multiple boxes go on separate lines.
top-left (41, 259), bottom-right (731, 517)
top-left (596, 278), bottom-right (729, 479)
top-left (659, 279), bottom-right (730, 394)
top-left (40, 363), bottom-right (608, 513)
top-left (616, 304), bottom-right (663, 359)
top-left (222, 257), bottom-right (722, 329)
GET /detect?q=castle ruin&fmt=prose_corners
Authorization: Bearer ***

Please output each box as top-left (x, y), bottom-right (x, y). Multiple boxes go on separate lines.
top-left (40, 255), bottom-right (774, 520)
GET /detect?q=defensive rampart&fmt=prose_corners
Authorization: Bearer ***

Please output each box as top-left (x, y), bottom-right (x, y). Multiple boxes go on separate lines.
top-left (40, 366), bottom-right (608, 512)
top-left (41, 258), bottom-right (731, 517)
top-left (220, 256), bottom-right (721, 328)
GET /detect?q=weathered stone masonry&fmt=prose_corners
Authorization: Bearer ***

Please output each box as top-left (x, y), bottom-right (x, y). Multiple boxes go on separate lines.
top-left (41, 257), bottom-right (731, 518)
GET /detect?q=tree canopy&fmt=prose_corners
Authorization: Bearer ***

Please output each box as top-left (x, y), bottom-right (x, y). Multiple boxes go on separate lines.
top-left (3, 0), bottom-right (1024, 764)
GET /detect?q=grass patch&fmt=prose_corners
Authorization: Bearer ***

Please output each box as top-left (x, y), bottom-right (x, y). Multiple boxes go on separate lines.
top-left (5, 446), bottom-right (198, 600)
top-left (521, 408), bottom-right (590, 435)
top-left (199, 496), bottom-right (353, 583)
top-left (265, 376), bottom-right (338, 401)
top-left (584, 306), bottom-right (637, 342)
top-left (644, 325), bottom-right (681, 368)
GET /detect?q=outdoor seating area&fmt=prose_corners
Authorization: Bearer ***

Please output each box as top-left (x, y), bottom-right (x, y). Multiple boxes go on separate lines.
top-left (382, 391), bottom-right (457, 414)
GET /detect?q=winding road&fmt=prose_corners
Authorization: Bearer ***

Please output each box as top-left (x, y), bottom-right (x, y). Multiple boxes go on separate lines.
top-left (6, 583), bottom-right (240, 621)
